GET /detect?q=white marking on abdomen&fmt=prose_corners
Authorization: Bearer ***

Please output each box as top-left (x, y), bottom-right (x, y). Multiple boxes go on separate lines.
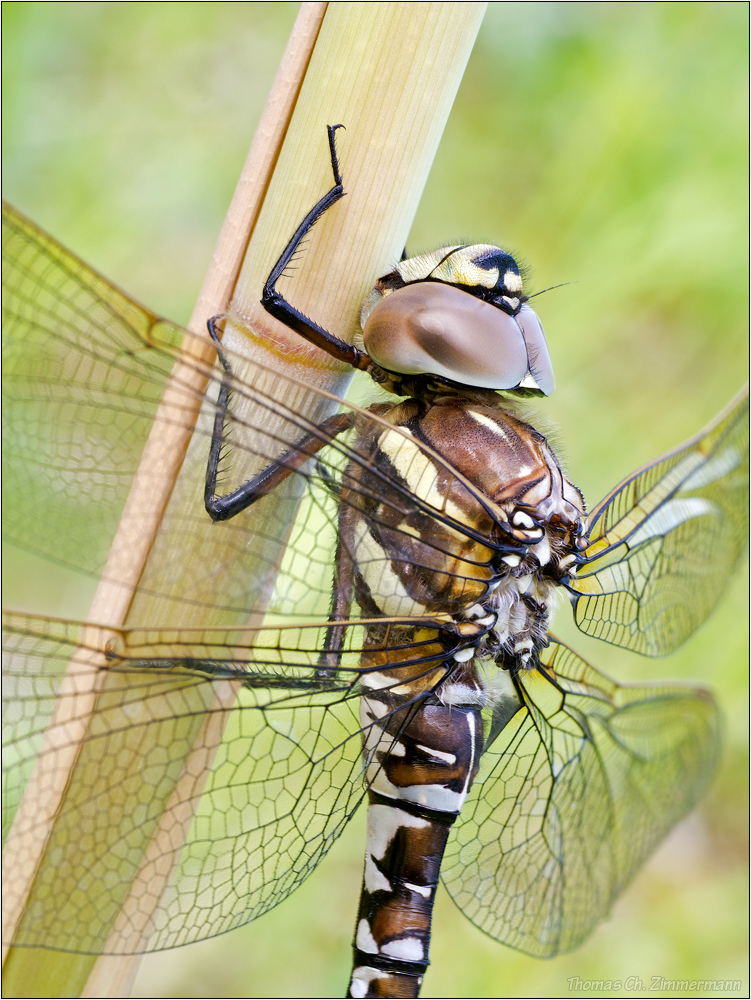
top-left (461, 712), bottom-right (477, 798)
top-left (364, 855), bottom-right (391, 894)
top-left (356, 918), bottom-right (380, 953)
top-left (366, 804), bottom-right (429, 862)
top-left (349, 968), bottom-right (382, 999)
top-left (382, 937), bottom-right (424, 962)
top-left (416, 744), bottom-right (456, 765)
top-left (370, 778), bottom-right (465, 813)
top-left (404, 882), bottom-right (432, 899)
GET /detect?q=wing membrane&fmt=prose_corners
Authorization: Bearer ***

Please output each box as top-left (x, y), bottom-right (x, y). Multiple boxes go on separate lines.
top-left (0, 203), bottom-right (508, 958)
top-left (1, 203), bottom-right (737, 964)
top-left (2, 610), bottom-right (453, 954)
top-left (2, 202), bottom-right (501, 627)
top-left (441, 638), bottom-right (720, 956)
top-left (568, 390), bottom-right (748, 654)
top-left (3, 204), bottom-right (187, 584)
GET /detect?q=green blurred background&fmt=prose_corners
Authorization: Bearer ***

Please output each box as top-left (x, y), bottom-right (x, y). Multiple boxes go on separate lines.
top-left (2, 3), bottom-right (748, 998)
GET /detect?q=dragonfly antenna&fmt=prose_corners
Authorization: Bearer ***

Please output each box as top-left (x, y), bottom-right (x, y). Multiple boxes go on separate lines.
top-left (527, 281), bottom-right (576, 300)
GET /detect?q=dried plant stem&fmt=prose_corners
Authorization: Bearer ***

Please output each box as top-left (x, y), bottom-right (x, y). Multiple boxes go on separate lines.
top-left (2, 4), bottom-right (487, 998)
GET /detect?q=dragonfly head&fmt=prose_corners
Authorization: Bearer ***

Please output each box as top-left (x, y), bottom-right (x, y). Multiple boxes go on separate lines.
top-left (360, 245), bottom-right (555, 397)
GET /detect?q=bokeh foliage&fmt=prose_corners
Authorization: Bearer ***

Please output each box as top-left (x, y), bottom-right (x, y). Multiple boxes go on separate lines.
top-left (2, 3), bottom-right (747, 998)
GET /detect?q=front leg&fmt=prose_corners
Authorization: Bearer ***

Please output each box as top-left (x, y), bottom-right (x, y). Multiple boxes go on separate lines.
top-left (261, 124), bottom-right (372, 372)
top-left (204, 317), bottom-right (355, 522)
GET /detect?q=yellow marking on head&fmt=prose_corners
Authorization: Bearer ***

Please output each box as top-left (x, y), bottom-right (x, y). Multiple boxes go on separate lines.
top-left (395, 246), bottom-right (464, 284)
top-left (503, 270), bottom-right (523, 292)
top-left (432, 249), bottom-right (499, 289)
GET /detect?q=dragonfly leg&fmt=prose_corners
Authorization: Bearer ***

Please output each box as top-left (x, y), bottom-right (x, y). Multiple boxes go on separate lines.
top-left (261, 125), bottom-right (372, 372)
top-left (204, 414), bottom-right (355, 521)
top-left (317, 500), bottom-right (359, 675)
top-left (204, 318), bottom-right (355, 520)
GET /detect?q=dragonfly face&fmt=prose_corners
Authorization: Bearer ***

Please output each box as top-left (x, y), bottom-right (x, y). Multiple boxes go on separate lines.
top-left (2, 125), bottom-right (747, 1000)
top-left (359, 246), bottom-right (555, 395)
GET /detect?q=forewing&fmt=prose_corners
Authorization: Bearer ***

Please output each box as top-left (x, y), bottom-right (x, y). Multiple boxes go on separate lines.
top-left (2, 610), bottom-right (453, 954)
top-left (2, 202), bottom-right (500, 626)
top-left (440, 638), bottom-right (720, 957)
top-left (3, 201), bottom-right (185, 581)
top-left (568, 390), bottom-right (748, 655)
top-left (1, 206), bottom-right (492, 956)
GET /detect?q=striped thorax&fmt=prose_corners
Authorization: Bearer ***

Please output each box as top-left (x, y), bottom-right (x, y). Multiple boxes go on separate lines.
top-left (343, 392), bottom-right (584, 663)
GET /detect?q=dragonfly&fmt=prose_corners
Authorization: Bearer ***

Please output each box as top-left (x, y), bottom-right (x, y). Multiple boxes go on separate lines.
top-left (2, 125), bottom-right (748, 999)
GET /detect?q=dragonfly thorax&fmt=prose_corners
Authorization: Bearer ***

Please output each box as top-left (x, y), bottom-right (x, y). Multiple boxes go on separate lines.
top-left (344, 396), bottom-right (584, 643)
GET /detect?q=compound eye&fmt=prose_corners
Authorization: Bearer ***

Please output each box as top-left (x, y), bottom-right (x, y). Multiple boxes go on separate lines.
top-left (362, 282), bottom-right (554, 395)
top-left (515, 305), bottom-right (555, 396)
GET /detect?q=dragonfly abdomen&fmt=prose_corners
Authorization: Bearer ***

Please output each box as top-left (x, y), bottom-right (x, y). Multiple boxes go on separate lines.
top-left (349, 692), bottom-right (483, 999)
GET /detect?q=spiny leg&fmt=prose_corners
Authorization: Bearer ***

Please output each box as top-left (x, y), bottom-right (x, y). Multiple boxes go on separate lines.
top-left (316, 497), bottom-right (359, 676)
top-left (204, 317), bottom-right (355, 521)
top-left (261, 124), bottom-right (371, 371)
top-left (205, 124), bottom-right (381, 521)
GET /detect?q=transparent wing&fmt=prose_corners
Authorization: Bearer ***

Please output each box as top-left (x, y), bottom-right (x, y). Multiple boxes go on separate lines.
top-left (0, 203), bottom-right (733, 964)
top-left (441, 637), bottom-right (720, 957)
top-left (568, 390), bottom-right (748, 655)
top-left (2, 201), bottom-right (500, 626)
top-left (2, 610), bottom-right (453, 954)
top-left (1, 204), bottom-right (490, 957)
top-left (3, 202), bottom-right (185, 583)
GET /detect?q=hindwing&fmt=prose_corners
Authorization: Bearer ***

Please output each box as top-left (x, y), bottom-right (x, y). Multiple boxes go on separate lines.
top-left (569, 390), bottom-right (748, 655)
